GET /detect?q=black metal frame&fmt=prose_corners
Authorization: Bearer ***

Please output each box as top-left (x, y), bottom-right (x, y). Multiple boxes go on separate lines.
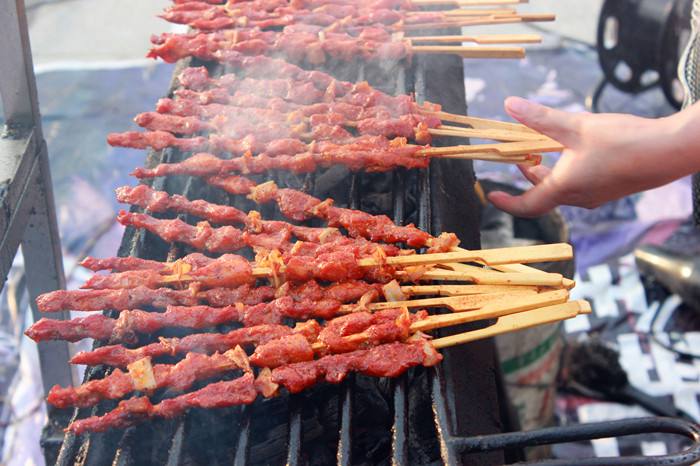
top-left (450, 417), bottom-right (700, 466)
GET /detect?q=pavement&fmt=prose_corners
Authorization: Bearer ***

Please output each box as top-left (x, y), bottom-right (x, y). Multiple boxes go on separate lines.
top-left (26, 0), bottom-right (170, 67)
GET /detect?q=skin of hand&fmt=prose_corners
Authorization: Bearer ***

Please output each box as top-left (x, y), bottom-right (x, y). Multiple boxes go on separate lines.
top-left (487, 97), bottom-right (700, 218)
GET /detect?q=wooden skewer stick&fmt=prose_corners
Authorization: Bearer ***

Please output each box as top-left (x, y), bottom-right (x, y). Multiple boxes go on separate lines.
top-left (412, 289), bottom-right (570, 332)
top-left (409, 34), bottom-right (542, 45)
top-left (427, 110), bottom-right (539, 134)
top-left (431, 300), bottom-right (591, 349)
top-left (356, 243), bottom-right (572, 268)
top-left (418, 140), bottom-right (564, 156)
top-left (401, 284), bottom-right (540, 296)
top-left (394, 268), bottom-right (564, 286)
top-left (357, 288), bottom-right (538, 312)
top-left (411, 0), bottom-right (527, 5)
top-left (406, 8), bottom-right (518, 16)
top-left (402, 13), bottom-right (554, 31)
top-left (448, 247), bottom-right (576, 290)
top-left (402, 17), bottom-right (523, 31)
top-left (163, 244), bottom-right (571, 284)
top-left (311, 290), bottom-right (569, 351)
top-left (433, 152), bottom-right (541, 166)
top-left (429, 126), bottom-right (546, 142)
top-left (411, 45), bottom-right (525, 59)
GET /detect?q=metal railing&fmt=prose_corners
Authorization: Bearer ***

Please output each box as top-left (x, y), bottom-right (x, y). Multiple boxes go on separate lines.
top-left (0, 0), bottom-right (73, 396)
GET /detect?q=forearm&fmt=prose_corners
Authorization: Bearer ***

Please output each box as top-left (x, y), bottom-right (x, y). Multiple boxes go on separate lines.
top-left (664, 101), bottom-right (700, 173)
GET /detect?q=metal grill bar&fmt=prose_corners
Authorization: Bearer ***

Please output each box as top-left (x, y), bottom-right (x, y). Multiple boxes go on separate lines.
top-left (286, 402), bottom-right (302, 466)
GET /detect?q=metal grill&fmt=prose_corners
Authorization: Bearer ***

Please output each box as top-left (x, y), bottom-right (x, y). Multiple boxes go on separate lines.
top-left (40, 19), bottom-right (700, 466)
top-left (47, 49), bottom-right (515, 466)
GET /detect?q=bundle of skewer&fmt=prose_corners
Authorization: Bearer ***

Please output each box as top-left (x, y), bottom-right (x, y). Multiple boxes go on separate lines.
top-left (110, 59), bottom-right (562, 169)
top-left (156, 0), bottom-right (555, 61)
top-left (28, 234), bottom-right (588, 434)
top-left (28, 169), bottom-right (586, 434)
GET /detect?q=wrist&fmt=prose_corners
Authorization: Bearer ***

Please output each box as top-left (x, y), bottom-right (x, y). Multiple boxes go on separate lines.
top-left (661, 104), bottom-right (700, 173)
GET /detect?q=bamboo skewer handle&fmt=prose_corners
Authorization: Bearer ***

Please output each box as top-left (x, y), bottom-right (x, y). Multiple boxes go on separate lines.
top-left (367, 243), bottom-right (572, 268)
top-left (428, 111), bottom-right (538, 134)
top-left (432, 152), bottom-right (541, 166)
top-left (430, 126), bottom-right (546, 142)
top-left (416, 8), bottom-right (517, 16)
top-left (365, 288), bottom-right (537, 312)
top-left (396, 269), bottom-right (564, 286)
top-left (517, 13), bottom-right (556, 22)
top-left (409, 34), bottom-right (541, 44)
top-left (402, 13), bottom-right (553, 30)
top-left (449, 247), bottom-right (576, 289)
top-left (419, 140), bottom-right (564, 156)
top-left (403, 17), bottom-right (523, 30)
top-left (411, 45), bottom-right (525, 59)
top-left (412, 289), bottom-right (570, 333)
top-left (401, 284), bottom-right (540, 296)
top-left (431, 300), bottom-right (591, 349)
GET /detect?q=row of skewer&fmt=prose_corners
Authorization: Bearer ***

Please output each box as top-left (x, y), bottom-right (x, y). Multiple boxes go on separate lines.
top-left (160, 0), bottom-right (555, 60)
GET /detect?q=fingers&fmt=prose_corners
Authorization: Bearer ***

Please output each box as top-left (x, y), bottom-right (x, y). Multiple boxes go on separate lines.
top-left (487, 180), bottom-right (559, 218)
top-left (504, 97), bottom-right (580, 146)
top-left (517, 164), bottom-right (551, 185)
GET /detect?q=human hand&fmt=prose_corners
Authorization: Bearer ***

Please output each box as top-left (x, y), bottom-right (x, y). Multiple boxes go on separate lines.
top-left (487, 97), bottom-right (697, 217)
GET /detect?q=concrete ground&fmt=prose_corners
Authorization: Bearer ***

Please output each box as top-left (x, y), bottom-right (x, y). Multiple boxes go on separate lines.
top-left (26, 0), bottom-right (170, 67)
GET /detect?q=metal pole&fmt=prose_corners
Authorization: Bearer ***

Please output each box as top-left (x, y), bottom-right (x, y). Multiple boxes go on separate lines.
top-left (0, 0), bottom-right (74, 395)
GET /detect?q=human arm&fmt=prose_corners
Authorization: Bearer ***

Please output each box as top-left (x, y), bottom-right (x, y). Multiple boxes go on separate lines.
top-left (487, 98), bottom-right (700, 217)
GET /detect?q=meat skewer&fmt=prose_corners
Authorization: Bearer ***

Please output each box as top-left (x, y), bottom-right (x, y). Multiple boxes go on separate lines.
top-left (152, 53), bottom-right (532, 136)
top-left (133, 109), bottom-right (442, 145)
top-left (48, 308), bottom-right (425, 408)
top-left (159, 1), bottom-right (551, 39)
top-left (114, 210), bottom-right (402, 258)
top-left (136, 176), bottom-right (445, 249)
top-left (147, 26), bottom-right (527, 66)
top-left (111, 64), bottom-right (554, 154)
top-left (27, 297), bottom-right (362, 343)
top-left (114, 186), bottom-right (383, 253)
top-left (76, 241), bottom-right (571, 289)
top-left (64, 300), bottom-right (590, 434)
top-left (160, 0), bottom-right (516, 32)
top-left (113, 187), bottom-right (562, 288)
top-left (169, 0), bottom-right (526, 8)
top-left (34, 278), bottom-right (380, 313)
top-left (69, 321), bottom-right (321, 367)
top-left (66, 339), bottom-right (439, 434)
top-left (152, 94), bottom-right (543, 143)
top-left (197, 176), bottom-right (566, 285)
top-left (47, 290), bottom-right (569, 409)
top-left (32, 284), bottom-right (276, 313)
top-left (26, 283), bottom-right (555, 345)
top-left (70, 289), bottom-right (566, 368)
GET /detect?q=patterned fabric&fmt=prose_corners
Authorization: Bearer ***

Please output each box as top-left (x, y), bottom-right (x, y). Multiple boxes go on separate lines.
top-left (679, 0), bottom-right (700, 107)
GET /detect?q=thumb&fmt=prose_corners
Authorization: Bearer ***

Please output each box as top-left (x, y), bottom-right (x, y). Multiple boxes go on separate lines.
top-left (504, 97), bottom-right (579, 146)
top-left (487, 181), bottom-right (559, 218)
